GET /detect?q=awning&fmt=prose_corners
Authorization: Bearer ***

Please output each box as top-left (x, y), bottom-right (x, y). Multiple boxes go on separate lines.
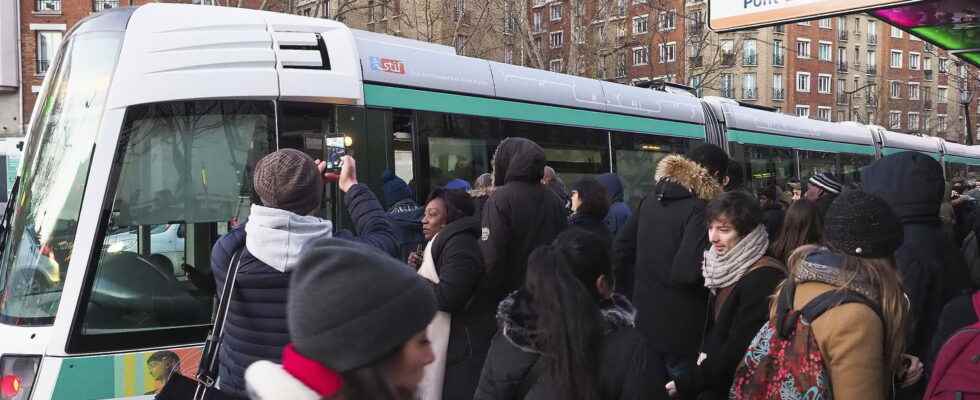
top-left (872, 0), bottom-right (979, 67)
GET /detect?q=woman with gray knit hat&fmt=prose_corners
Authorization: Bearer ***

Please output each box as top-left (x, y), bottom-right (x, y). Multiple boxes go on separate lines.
top-left (732, 190), bottom-right (921, 400)
top-left (245, 238), bottom-right (437, 400)
top-left (210, 150), bottom-right (397, 398)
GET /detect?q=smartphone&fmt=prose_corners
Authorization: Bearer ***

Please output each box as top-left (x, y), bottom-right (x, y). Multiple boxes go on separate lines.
top-left (324, 135), bottom-right (348, 172)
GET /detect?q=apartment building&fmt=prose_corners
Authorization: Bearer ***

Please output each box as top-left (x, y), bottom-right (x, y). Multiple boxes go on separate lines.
top-left (0, 0), bottom-right (20, 138)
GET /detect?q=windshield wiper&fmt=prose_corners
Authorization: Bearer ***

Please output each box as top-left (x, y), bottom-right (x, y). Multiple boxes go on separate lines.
top-left (0, 177), bottom-right (21, 256)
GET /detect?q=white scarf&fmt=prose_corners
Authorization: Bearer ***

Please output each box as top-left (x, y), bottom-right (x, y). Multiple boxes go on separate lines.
top-left (702, 225), bottom-right (769, 289)
top-left (417, 235), bottom-right (451, 400)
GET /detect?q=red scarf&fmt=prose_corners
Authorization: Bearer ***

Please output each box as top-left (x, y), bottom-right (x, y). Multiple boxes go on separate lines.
top-left (282, 343), bottom-right (344, 397)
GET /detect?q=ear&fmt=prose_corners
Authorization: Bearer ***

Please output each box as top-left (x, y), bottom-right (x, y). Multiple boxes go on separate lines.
top-left (596, 274), bottom-right (613, 299)
top-left (722, 175), bottom-right (731, 187)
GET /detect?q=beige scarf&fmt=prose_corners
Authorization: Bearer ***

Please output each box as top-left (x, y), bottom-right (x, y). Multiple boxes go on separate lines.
top-left (702, 225), bottom-right (769, 289)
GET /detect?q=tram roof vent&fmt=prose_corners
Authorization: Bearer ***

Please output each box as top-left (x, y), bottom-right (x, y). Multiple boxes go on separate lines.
top-left (274, 31), bottom-right (331, 70)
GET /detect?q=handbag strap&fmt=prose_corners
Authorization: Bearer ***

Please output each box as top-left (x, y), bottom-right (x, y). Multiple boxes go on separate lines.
top-left (197, 247), bottom-right (245, 383)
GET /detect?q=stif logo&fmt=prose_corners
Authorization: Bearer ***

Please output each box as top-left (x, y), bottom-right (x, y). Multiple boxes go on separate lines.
top-left (369, 56), bottom-right (407, 74)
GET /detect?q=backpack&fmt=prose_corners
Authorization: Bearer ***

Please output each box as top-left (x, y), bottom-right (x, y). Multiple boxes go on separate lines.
top-left (923, 291), bottom-right (980, 400)
top-left (729, 280), bottom-right (881, 399)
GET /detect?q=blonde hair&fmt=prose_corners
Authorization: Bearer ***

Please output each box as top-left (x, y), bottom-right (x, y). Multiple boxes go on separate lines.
top-left (775, 245), bottom-right (909, 372)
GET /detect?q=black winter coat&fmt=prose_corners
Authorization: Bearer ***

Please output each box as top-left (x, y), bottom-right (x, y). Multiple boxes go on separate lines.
top-left (474, 293), bottom-right (663, 400)
top-left (569, 212), bottom-right (613, 250)
top-left (613, 155), bottom-right (723, 356)
top-left (862, 152), bottom-right (948, 361)
top-left (426, 216), bottom-right (492, 400)
top-left (927, 290), bottom-right (980, 369)
top-left (210, 184), bottom-right (395, 398)
top-left (674, 259), bottom-right (786, 400)
top-left (479, 138), bottom-right (567, 314)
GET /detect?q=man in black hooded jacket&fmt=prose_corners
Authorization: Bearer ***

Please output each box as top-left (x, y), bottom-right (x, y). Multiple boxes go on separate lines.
top-left (477, 138), bottom-right (568, 314)
top-left (613, 144), bottom-right (727, 387)
top-left (862, 151), bottom-right (954, 399)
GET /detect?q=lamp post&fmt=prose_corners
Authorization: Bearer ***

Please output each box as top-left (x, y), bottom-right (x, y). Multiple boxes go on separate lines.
top-left (959, 80), bottom-right (975, 145)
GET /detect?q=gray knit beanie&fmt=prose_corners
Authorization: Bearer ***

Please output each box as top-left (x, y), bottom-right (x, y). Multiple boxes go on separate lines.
top-left (288, 238), bottom-right (436, 372)
top-left (253, 149), bottom-right (323, 215)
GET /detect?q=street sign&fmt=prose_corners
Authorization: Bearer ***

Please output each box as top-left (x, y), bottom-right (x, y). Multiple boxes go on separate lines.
top-left (709, 0), bottom-right (923, 32)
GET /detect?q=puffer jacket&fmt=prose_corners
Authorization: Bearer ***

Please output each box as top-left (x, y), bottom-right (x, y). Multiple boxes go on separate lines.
top-left (478, 138), bottom-right (567, 315)
top-left (613, 155), bottom-right (723, 355)
top-left (211, 184), bottom-right (395, 398)
top-left (473, 292), bottom-right (661, 400)
top-left (597, 173), bottom-right (632, 238)
top-left (862, 152), bottom-right (948, 364)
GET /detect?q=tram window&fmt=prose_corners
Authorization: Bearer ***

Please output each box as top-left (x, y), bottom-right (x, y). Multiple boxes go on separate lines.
top-left (839, 153), bottom-right (873, 185)
top-left (739, 144), bottom-right (796, 194)
top-left (418, 111), bottom-right (495, 193)
top-left (500, 120), bottom-right (609, 186)
top-left (611, 132), bottom-right (694, 209)
top-left (799, 150), bottom-right (838, 181)
top-left (0, 31), bottom-right (122, 326)
top-left (392, 110), bottom-right (415, 190)
top-left (79, 100), bottom-right (274, 341)
top-left (968, 165), bottom-right (980, 181)
top-left (948, 162), bottom-right (969, 182)
top-left (278, 102), bottom-right (340, 221)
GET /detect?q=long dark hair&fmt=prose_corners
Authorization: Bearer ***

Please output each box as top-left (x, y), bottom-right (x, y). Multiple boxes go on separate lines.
top-left (327, 349), bottom-right (415, 400)
top-left (524, 228), bottom-right (607, 400)
top-left (770, 200), bottom-right (823, 264)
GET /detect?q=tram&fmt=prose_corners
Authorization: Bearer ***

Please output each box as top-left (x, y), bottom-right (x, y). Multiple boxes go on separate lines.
top-left (2, 4), bottom-right (980, 399)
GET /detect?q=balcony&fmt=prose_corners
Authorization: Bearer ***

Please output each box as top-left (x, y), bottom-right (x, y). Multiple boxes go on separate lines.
top-left (867, 66), bottom-right (877, 76)
top-left (743, 55), bottom-right (757, 66)
top-left (742, 88), bottom-right (757, 100)
top-left (773, 88), bottom-right (785, 100)
top-left (838, 31), bottom-right (848, 41)
top-left (689, 55), bottom-right (703, 67)
top-left (93, 0), bottom-right (119, 11)
top-left (838, 62), bottom-right (848, 72)
top-left (36, 0), bottom-right (60, 12)
top-left (837, 93), bottom-right (849, 105)
top-left (866, 95), bottom-right (878, 106)
top-left (868, 35), bottom-right (878, 45)
top-left (925, 70), bottom-right (934, 80)
top-left (688, 23), bottom-right (704, 36)
top-left (925, 99), bottom-right (933, 110)
top-left (721, 53), bottom-right (735, 66)
top-left (721, 88), bottom-right (735, 98)
top-left (773, 55), bottom-right (784, 66)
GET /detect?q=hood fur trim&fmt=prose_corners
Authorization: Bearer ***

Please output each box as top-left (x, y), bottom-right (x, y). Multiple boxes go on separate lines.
top-left (654, 155), bottom-right (723, 201)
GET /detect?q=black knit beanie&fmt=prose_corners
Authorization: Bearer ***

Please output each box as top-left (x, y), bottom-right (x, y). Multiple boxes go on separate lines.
top-left (253, 149), bottom-right (323, 215)
top-left (287, 238), bottom-right (436, 372)
top-left (823, 190), bottom-right (903, 258)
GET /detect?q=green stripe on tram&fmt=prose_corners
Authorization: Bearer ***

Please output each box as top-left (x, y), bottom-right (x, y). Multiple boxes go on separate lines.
top-left (363, 84), bottom-right (706, 139)
top-left (727, 129), bottom-right (876, 155)
top-left (945, 155), bottom-right (980, 166)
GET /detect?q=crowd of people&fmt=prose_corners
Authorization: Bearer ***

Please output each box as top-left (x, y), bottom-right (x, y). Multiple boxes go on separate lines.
top-left (193, 138), bottom-right (980, 400)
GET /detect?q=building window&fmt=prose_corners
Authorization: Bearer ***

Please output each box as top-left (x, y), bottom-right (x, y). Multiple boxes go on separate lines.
top-left (503, 48), bottom-right (513, 64)
top-left (549, 59), bottom-right (562, 72)
top-left (939, 58), bottom-right (948, 73)
top-left (867, 50), bottom-right (877, 70)
top-left (616, 53), bottom-right (627, 78)
top-left (819, 18), bottom-right (832, 29)
top-left (889, 111), bottom-right (901, 129)
top-left (633, 15), bottom-right (649, 34)
top-left (454, 0), bottom-right (465, 19)
top-left (550, 31), bottom-right (563, 48)
top-left (658, 10), bottom-right (676, 31)
top-left (94, 0), bottom-right (120, 11)
top-left (938, 87), bottom-right (948, 103)
top-left (818, 74), bottom-right (832, 93)
top-left (838, 46), bottom-right (847, 67)
top-left (36, 30), bottom-right (63, 75)
top-left (772, 39), bottom-right (784, 66)
top-left (550, 3), bottom-right (561, 21)
top-left (773, 73), bottom-right (784, 99)
top-left (532, 12), bottom-right (542, 32)
top-left (742, 73), bottom-right (757, 99)
top-left (796, 105), bottom-right (810, 118)
top-left (890, 81), bottom-right (901, 98)
top-left (36, 0), bottom-right (61, 11)
top-left (909, 83), bottom-right (920, 100)
top-left (690, 75), bottom-right (703, 97)
top-left (924, 57), bottom-right (933, 71)
top-left (890, 50), bottom-right (903, 68)
top-left (796, 72), bottom-right (811, 93)
top-left (633, 46), bottom-right (649, 65)
top-left (574, 26), bottom-right (585, 44)
top-left (891, 26), bottom-right (903, 38)
top-left (938, 114), bottom-right (948, 131)
top-left (615, 0), bottom-right (626, 16)
top-left (743, 39), bottom-right (757, 65)
top-left (797, 39), bottom-right (811, 58)
top-left (721, 73), bottom-right (734, 98)
top-left (818, 107), bottom-right (832, 121)
top-left (819, 41), bottom-right (832, 61)
top-left (659, 42), bottom-right (676, 63)
top-left (909, 113), bottom-right (919, 130)
top-left (868, 21), bottom-right (878, 42)
top-left (909, 52), bottom-right (920, 70)
top-left (837, 110), bottom-right (846, 122)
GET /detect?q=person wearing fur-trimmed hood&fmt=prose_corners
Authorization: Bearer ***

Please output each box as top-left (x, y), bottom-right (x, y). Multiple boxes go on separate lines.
top-left (612, 144), bottom-right (728, 389)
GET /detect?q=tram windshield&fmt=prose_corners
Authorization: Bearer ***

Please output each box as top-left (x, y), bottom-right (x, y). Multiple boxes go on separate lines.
top-left (0, 31), bottom-right (123, 326)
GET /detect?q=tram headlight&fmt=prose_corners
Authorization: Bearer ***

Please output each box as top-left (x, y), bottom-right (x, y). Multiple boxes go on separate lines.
top-left (0, 355), bottom-right (39, 400)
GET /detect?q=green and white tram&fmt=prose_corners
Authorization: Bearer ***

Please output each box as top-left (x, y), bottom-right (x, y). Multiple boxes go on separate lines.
top-left (2, 4), bottom-right (978, 399)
